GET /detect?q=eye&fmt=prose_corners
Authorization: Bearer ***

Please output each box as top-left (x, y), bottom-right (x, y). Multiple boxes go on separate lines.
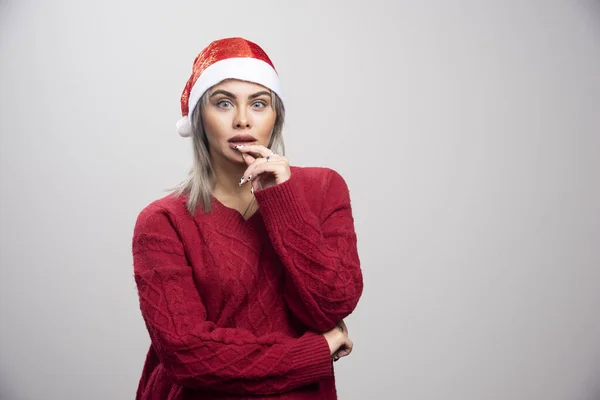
top-left (216, 100), bottom-right (233, 108)
top-left (252, 100), bottom-right (267, 109)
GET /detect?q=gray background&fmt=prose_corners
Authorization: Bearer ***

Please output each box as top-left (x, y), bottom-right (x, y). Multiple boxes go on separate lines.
top-left (1, 0), bottom-right (600, 399)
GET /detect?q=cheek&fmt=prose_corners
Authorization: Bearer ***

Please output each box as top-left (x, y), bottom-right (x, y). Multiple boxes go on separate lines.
top-left (255, 111), bottom-right (277, 133)
top-left (202, 112), bottom-right (230, 140)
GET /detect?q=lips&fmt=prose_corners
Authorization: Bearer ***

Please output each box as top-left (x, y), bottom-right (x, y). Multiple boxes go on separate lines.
top-left (228, 134), bottom-right (257, 143)
top-left (228, 134), bottom-right (257, 148)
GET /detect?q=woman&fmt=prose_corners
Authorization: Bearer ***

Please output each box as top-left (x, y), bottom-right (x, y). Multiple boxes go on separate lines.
top-left (132, 37), bottom-right (363, 399)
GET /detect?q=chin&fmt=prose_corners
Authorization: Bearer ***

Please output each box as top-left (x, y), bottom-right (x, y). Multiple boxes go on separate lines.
top-left (224, 149), bottom-right (247, 164)
top-left (230, 156), bottom-right (247, 165)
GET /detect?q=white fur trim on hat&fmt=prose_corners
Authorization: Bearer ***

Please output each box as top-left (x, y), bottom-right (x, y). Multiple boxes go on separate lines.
top-left (187, 57), bottom-right (283, 122)
top-left (176, 116), bottom-right (192, 137)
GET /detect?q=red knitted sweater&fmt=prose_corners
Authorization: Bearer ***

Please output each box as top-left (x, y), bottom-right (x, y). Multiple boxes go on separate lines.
top-left (132, 166), bottom-right (363, 399)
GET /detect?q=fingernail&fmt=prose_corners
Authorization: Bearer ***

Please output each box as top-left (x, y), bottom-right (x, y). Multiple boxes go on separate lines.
top-left (250, 187), bottom-right (254, 195)
top-left (239, 177), bottom-right (245, 186)
top-left (235, 145), bottom-right (244, 149)
top-left (247, 175), bottom-right (252, 182)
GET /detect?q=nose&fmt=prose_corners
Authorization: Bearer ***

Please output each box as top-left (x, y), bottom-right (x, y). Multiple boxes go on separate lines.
top-left (233, 108), bottom-right (251, 129)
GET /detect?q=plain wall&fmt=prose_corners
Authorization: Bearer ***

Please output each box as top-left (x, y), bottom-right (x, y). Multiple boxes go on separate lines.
top-left (1, 0), bottom-right (599, 399)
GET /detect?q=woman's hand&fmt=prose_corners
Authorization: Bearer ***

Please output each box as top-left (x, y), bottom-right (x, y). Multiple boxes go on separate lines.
top-left (236, 145), bottom-right (290, 192)
top-left (332, 320), bottom-right (353, 361)
top-left (323, 320), bottom-right (353, 362)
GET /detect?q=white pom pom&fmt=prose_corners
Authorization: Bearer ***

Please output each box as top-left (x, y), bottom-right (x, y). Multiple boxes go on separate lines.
top-left (176, 116), bottom-right (192, 137)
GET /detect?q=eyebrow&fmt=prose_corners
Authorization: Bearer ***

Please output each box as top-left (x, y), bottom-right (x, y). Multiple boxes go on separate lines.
top-left (209, 90), bottom-right (271, 99)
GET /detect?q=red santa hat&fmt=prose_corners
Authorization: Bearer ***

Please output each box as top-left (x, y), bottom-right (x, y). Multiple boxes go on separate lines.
top-left (176, 37), bottom-right (283, 137)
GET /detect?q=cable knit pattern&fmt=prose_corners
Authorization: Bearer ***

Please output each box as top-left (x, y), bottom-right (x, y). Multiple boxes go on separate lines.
top-left (132, 166), bottom-right (363, 399)
top-left (254, 168), bottom-right (363, 332)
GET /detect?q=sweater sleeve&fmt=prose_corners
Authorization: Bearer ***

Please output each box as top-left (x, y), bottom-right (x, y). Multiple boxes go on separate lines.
top-left (254, 169), bottom-right (364, 332)
top-left (132, 205), bottom-right (333, 395)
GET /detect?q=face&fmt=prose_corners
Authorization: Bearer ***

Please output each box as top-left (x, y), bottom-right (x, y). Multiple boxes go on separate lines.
top-left (201, 79), bottom-right (277, 164)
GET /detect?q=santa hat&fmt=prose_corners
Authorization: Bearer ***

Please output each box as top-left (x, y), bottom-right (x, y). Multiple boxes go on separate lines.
top-left (176, 37), bottom-right (283, 137)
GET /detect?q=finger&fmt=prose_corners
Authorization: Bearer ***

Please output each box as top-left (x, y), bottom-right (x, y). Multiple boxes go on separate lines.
top-left (338, 340), bottom-right (353, 358)
top-left (333, 343), bottom-right (353, 361)
top-left (336, 350), bottom-right (348, 359)
top-left (240, 158), bottom-right (268, 186)
top-left (241, 152), bottom-right (256, 167)
top-left (246, 160), bottom-right (285, 184)
top-left (235, 144), bottom-right (276, 159)
top-left (240, 157), bottom-right (268, 186)
top-left (337, 344), bottom-right (353, 358)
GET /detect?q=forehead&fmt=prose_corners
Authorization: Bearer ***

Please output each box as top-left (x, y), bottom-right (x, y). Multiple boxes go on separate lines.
top-left (208, 79), bottom-right (270, 94)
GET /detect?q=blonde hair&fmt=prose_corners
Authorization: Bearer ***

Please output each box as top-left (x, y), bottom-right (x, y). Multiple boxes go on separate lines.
top-left (170, 88), bottom-right (285, 215)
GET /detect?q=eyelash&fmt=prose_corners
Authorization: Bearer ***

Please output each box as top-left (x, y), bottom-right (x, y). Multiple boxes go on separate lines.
top-left (216, 100), bottom-right (233, 108)
top-left (216, 100), bottom-right (268, 109)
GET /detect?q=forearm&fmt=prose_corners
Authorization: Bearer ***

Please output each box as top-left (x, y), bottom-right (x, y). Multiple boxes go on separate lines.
top-left (255, 170), bottom-right (364, 331)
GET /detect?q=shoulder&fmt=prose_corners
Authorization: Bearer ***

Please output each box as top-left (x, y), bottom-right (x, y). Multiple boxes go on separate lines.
top-left (289, 166), bottom-right (352, 211)
top-left (290, 166), bottom-right (350, 198)
top-left (290, 166), bottom-right (348, 190)
top-left (134, 193), bottom-right (190, 235)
